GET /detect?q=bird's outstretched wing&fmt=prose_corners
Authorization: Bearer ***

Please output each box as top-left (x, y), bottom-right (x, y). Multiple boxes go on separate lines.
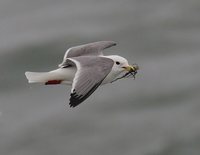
top-left (59, 41), bottom-right (116, 68)
top-left (66, 56), bottom-right (114, 107)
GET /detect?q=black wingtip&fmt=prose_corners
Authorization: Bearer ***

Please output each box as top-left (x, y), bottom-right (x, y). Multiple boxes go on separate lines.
top-left (68, 81), bottom-right (103, 108)
top-left (69, 92), bottom-right (83, 108)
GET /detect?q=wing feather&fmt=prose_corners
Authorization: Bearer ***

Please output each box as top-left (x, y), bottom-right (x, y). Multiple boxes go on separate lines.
top-left (67, 56), bottom-right (114, 107)
top-left (59, 41), bottom-right (116, 68)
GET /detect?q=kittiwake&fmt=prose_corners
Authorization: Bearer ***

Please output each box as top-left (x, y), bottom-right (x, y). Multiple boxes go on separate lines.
top-left (25, 41), bottom-right (139, 107)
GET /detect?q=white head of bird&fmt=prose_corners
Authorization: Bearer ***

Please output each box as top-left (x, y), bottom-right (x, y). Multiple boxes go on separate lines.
top-left (104, 55), bottom-right (134, 73)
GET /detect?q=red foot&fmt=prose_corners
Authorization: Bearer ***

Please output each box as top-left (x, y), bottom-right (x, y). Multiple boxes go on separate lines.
top-left (45, 80), bottom-right (62, 85)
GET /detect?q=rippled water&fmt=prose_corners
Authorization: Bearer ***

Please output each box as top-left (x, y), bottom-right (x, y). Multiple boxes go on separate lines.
top-left (0, 0), bottom-right (200, 155)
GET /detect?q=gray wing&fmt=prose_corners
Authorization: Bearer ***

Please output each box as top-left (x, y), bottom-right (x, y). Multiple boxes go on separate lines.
top-left (59, 41), bottom-right (116, 68)
top-left (67, 56), bottom-right (114, 107)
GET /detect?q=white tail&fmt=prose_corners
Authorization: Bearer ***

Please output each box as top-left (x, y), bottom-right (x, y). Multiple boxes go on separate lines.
top-left (25, 68), bottom-right (75, 85)
top-left (25, 72), bottom-right (52, 83)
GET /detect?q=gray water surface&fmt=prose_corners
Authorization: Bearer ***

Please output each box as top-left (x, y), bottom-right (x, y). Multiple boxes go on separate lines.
top-left (0, 0), bottom-right (200, 155)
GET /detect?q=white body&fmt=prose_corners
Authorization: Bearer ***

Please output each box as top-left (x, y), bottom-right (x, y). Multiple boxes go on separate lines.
top-left (25, 68), bottom-right (76, 85)
top-left (25, 66), bottom-right (123, 85)
top-left (25, 55), bottom-right (128, 85)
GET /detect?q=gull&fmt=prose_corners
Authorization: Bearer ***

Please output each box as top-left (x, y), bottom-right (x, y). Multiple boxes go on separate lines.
top-left (25, 41), bottom-right (138, 107)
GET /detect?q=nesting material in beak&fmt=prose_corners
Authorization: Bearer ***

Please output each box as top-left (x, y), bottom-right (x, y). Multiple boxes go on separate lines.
top-left (123, 64), bottom-right (139, 72)
top-left (111, 64), bottom-right (139, 83)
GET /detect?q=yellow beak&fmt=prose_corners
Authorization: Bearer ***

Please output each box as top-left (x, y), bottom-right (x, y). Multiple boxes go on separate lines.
top-left (123, 64), bottom-right (139, 72)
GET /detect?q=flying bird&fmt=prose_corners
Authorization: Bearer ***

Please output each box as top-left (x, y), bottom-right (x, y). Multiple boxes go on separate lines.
top-left (25, 41), bottom-right (139, 107)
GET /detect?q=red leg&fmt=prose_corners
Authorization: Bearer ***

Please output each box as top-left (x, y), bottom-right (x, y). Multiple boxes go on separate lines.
top-left (45, 80), bottom-right (62, 85)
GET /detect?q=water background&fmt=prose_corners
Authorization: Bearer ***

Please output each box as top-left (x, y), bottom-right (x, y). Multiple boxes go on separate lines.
top-left (0, 0), bottom-right (200, 154)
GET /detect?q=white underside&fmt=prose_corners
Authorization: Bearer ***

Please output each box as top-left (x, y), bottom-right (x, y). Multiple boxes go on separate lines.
top-left (25, 66), bottom-right (122, 85)
top-left (25, 68), bottom-right (76, 85)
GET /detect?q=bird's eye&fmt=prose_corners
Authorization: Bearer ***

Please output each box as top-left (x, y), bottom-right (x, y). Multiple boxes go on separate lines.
top-left (116, 61), bottom-right (120, 65)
